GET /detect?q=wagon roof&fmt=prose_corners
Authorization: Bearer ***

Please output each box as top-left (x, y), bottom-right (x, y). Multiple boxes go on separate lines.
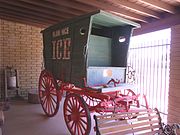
top-left (41, 10), bottom-right (140, 33)
top-left (92, 10), bottom-right (140, 28)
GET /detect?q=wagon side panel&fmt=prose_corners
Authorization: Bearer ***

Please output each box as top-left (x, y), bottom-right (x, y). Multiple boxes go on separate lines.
top-left (43, 31), bottom-right (53, 74)
top-left (111, 26), bottom-right (134, 67)
top-left (70, 18), bottom-right (91, 87)
top-left (42, 25), bottom-right (73, 82)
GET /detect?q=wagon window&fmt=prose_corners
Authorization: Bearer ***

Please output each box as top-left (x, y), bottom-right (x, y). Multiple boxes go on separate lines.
top-left (80, 27), bottom-right (86, 35)
top-left (119, 36), bottom-right (126, 43)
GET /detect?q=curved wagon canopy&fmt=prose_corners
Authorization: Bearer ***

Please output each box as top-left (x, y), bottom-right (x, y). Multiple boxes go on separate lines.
top-left (41, 10), bottom-right (140, 87)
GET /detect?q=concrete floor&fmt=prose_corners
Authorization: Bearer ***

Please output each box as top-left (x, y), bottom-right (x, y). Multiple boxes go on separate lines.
top-left (4, 98), bottom-right (96, 135)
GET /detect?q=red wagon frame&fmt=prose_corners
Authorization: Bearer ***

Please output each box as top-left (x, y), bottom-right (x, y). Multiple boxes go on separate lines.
top-left (39, 69), bottom-right (148, 135)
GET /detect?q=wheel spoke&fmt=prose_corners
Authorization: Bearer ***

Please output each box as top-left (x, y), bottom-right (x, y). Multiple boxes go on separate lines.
top-left (78, 119), bottom-right (86, 131)
top-left (76, 100), bottom-right (80, 110)
top-left (49, 80), bottom-right (53, 89)
top-left (80, 113), bottom-right (87, 117)
top-left (74, 122), bottom-right (77, 134)
top-left (66, 107), bottom-right (72, 114)
top-left (45, 98), bottom-right (48, 113)
top-left (67, 103), bottom-right (72, 112)
top-left (77, 122), bottom-right (84, 135)
top-left (47, 98), bottom-right (51, 114)
top-left (50, 97), bottom-right (56, 111)
top-left (70, 121), bottom-right (75, 131)
top-left (42, 78), bottom-right (46, 88)
top-left (42, 96), bottom-right (47, 106)
top-left (41, 91), bottom-right (46, 98)
top-left (72, 97), bottom-right (75, 107)
top-left (80, 117), bottom-right (87, 125)
top-left (50, 90), bottom-right (57, 96)
top-left (50, 94), bottom-right (57, 104)
top-left (79, 108), bottom-right (84, 114)
top-left (49, 98), bottom-right (54, 114)
top-left (66, 115), bottom-right (72, 123)
top-left (41, 82), bottom-right (46, 89)
top-left (69, 98), bottom-right (74, 109)
top-left (75, 98), bottom-right (78, 108)
top-left (44, 76), bottom-right (48, 86)
top-left (46, 76), bottom-right (50, 85)
top-left (77, 123), bottom-right (80, 135)
top-left (49, 99), bottom-right (52, 115)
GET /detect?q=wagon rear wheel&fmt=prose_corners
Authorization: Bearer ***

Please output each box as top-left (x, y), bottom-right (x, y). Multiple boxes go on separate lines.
top-left (38, 70), bottom-right (59, 117)
top-left (64, 94), bottom-right (91, 135)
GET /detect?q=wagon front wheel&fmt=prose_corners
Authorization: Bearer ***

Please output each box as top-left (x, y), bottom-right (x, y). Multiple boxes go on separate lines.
top-left (38, 70), bottom-right (59, 117)
top-left (64, 94), bottom-right (91, 135)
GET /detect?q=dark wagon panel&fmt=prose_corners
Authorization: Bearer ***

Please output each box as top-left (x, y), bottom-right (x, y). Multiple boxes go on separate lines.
top-left (41, 10), bottom-right (140, 87)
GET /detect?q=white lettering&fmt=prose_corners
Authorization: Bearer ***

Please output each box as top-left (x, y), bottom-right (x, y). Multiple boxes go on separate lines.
top-left (52, 38), bottom-right (71, 60)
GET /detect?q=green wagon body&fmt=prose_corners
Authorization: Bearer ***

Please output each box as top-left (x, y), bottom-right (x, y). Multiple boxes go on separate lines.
top-left (39, 10), bottom-right (143, 135)
top-left (41, 10), bottom-right (140, 87)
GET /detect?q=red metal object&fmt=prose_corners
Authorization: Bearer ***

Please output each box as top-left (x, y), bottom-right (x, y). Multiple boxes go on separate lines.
top-left (107, 78), bottom-right (120, 87)
top-left (38, 70), bottom-right (60, 117)
top-left (64, 93), bottom-right (91, 135)
top-left (38, 70), bottom-right (148, 135)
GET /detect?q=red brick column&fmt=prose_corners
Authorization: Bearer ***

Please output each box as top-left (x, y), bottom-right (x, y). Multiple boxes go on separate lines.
top-left (168, 24), bottom-right (180, 134)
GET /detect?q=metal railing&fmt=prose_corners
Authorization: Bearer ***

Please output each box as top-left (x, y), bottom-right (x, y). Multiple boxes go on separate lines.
top-left (127, 29), bottom-right (171, 122)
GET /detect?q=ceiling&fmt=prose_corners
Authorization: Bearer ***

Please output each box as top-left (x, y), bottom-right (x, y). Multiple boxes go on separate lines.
top-left (0, 0), bottom-right (180, 33)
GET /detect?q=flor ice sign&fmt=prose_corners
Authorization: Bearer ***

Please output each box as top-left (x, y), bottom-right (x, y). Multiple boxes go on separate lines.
top-left (51, 27), bottom-right (71, 60)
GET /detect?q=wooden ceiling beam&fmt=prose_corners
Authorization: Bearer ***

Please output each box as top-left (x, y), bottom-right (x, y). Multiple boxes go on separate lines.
top-left (46, 0), bottom-right (97, 13)
top-left (19, 0), bottom-right (82, 16)
top-left (139, 0), bottom-right (176, 13)
top-left (109, 11), bottom-right (143, 22)
top-left (1, 0), bottom-right (71, 20)
top-left (0, 8), bottom-right (56, 25)
top-left (75, 0), bottom-right (148, 22)
top-left (0, 14), bottom-right (48, 28)
top-left (133, 13), bottom-right (180, 36)
top-left (0, 3), bottom-right (62, 23)
top-left (105, 0), bottom-right (161, 19)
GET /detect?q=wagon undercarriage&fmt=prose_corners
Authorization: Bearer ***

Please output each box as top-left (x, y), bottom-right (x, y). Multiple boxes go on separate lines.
top-left (39, 69), bottom-right (148, 135)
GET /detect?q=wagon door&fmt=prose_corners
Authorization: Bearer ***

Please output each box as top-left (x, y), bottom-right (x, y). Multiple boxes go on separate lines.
top-left (70, 18), bottom-right (91, 87)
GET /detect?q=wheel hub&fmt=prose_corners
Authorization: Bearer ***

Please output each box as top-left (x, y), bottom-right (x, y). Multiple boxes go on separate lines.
top-left (70, 107), bottom-right (80, 122)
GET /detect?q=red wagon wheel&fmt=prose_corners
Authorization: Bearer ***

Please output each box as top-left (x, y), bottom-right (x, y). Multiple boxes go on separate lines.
top-left (38, 70), bottom-right (60, 117)
top-left (64, 94), bottom-right (91, 135)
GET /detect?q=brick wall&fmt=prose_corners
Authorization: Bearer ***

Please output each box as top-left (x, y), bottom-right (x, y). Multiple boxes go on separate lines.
top-left (0, 19), bottom-right (43, 99)
top-left (168, 24), bottom-right (180, 133)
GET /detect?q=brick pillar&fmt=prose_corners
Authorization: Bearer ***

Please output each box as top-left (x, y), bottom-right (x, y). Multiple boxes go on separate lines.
top-left (168, 24), bottom-right (180, 134)
top-left (0, 19), bottom-right (3, 98)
